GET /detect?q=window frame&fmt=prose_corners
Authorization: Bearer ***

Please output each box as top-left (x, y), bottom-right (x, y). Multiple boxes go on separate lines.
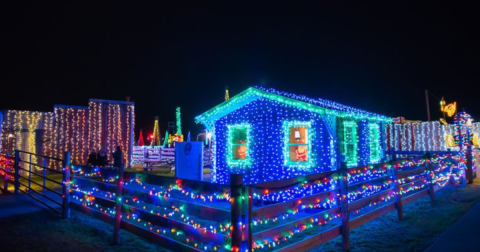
top-left (368, 122), bottom-right (381, 163)
top-left (283, 121), bottom-right (314, 169)
top-left (343, 121), bottom-right (358, 167)
top-left (227, 123), bottom-right (252, 167)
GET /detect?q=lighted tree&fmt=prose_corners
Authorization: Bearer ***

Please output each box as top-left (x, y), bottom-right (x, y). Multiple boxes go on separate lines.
top-left (225, 85), bottom-right (230, 101)
top-left (153, 116), bottom-right (161, 146)
top-left (137, 129), bottom-right (144, 146)
top-left (163, 130), bottom-right (169, 147)
top-left (176, 107), bottom-right (182, 135)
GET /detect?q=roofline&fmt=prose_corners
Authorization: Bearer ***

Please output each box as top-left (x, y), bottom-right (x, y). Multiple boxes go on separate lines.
top-left (196, 87), bottom-right (391, 124)
top-left (89, 99), bottom-right (135, 105)
top-left (54, 104), bottom-right (89, 109)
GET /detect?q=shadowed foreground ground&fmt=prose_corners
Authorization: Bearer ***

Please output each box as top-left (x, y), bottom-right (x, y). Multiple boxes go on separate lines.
top-left (0, 209), bottom-right (171, 252)
top-left (0, 181), bottom-right (479, 252)
top-left (309, 180), bottom-right (480, 252)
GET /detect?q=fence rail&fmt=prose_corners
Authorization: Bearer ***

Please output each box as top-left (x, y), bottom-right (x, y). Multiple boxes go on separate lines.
top-left (0, 150), bottom-right (71, 219)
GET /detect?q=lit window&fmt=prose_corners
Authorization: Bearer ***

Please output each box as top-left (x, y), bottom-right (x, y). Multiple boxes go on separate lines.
top-left (343, 121), bottom-right (358, 166)
top-left (283, 121), bottom-right (314, 168)
top-left (369, 123), bottom-right (381, 163)
top-left (227, 124), bottom-right (251, 167)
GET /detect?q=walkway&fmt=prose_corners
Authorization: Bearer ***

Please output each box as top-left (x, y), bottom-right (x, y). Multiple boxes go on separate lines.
top-left (0, 193), bottom-right (61, 219)
top-left (425, 185), bottom-right (480, 252)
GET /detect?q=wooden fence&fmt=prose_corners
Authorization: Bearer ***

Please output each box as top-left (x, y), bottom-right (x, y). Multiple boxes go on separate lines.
top-left (69, 149), bottom-right (469, 252)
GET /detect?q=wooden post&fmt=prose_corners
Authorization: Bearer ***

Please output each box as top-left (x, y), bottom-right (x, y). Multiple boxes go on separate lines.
top-left (113, 164), bottom-right (125, 245)
top-left (241, 186), bottom-right (253, 252)
top-left (14, 150), bottom-right (20, 194)
top-left (230, 173), bottom-right (243, 252)
top-left (466, 145), bottom-right (473, 184)
top-left (390, 148), bottom-right (404, 221)
top-left (62, 152), bottom-right (71, 219)
top-left (339, 161), bottom-right (350, 252)
top-left (43, 157), bottom-right (47, 195)
top-left (426, 152), bottom-right (435, 201)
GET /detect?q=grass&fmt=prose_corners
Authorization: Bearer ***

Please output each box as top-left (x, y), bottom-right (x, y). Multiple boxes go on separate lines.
top-left (308, 181), bottom-right (480, 252)
top-left (0, 209), bottom-right (172, 252)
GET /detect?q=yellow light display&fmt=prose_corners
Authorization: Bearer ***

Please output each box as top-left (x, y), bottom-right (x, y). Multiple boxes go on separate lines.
top-left (442, 102), bottom-right (456, 117)
top-left (445, 134), bottom-right (456, 147)
top-left (439, 118), bottom-right (448, 126)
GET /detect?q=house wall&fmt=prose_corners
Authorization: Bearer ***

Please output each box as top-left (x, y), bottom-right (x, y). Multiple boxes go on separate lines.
top-left (213, 98), bottom-right (385, 184)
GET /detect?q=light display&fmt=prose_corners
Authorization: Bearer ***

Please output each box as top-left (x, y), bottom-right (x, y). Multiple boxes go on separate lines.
top-left (88, 100), bottom-right (135, 167)
top-left (386, 121), bottom-right (461, 151)
top-left (368, 123), bottom-right (381, 163)
top-left (442, 102), bottom-right (457, 117)
top-left (0, 111), bottom-right (53, 159)
top-left (53, 106), bottom-right (88, 164)
top-left (137, 129), bottom-right (144, 146)
top-left (70, 149), bottom-right (466, 252)
top-left (225, 87), bottom-right (230, 101)
top-left (454, 111), bottom-right (473, 146)
top-left (162, 130), bottom-right (169, 147)
top-left (152, 117), bottom-right (161, 146)
top-left (197, 87), bottom-right (389, 184)
top-left (227, 124), bottom-right (252, 168)
top-left (343, 121), bottom-right (358, 167)
top-left (283, 121), bottom-right (315, 169)
top-left (176, 107), bottom-right (182, 135)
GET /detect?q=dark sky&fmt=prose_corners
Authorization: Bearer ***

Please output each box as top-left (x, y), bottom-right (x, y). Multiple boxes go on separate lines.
top-left (1, 2), bottom-right (479, 138)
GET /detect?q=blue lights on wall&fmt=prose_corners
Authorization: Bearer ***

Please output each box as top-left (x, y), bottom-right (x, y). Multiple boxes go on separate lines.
top-left (196, 87), bottom-right (391, 184)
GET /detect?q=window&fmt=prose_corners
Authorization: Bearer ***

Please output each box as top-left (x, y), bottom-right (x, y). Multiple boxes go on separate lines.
top-left (369, 123), bottom-right (381, 163)
top-left (227, 124), bottom-right (251, 167)
top-left (283, 121), bottom-right (314, 168)
top-left (343, 121), bottom-right (358, 166)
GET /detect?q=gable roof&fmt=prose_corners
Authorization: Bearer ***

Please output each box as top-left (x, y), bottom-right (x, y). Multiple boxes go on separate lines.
top-left (196, 86), bottom-right (391, 124)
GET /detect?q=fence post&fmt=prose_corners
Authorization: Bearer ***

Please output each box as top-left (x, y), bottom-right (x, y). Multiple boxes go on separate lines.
top-left (390, 148), bottom-right (404, 221)
top-left (230, 173), bottom-right (243, 252)
top-left (241, 186), bottom-right (253, 252)
top-left (43, 157), bottom-right (47, 195)
top-left (113, 165), bottom-right (125, 245)
top-left (14, 150), bottom-right (20, 194)
top-left (466, 145), bottom-right (473, 184)
top-left (339, 161), bottom-right (350, 252)
top-left (28, 153), bottom-right (32, 192)
top-left (426, 152), bottom-right (435, 201)
top-left (62, 152), bottom-right (71, 219)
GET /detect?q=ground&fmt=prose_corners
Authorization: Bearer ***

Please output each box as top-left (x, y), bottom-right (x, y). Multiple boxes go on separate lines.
top-left (1, 177), bottom-right (480, 252)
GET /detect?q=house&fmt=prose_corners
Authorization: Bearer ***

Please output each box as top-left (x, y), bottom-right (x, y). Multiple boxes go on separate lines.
top-left (196, 86), bottom-right (392, 184)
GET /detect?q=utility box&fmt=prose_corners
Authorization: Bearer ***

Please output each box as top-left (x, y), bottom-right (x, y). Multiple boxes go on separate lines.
top-left (175, 142), bottom-right (203, 181)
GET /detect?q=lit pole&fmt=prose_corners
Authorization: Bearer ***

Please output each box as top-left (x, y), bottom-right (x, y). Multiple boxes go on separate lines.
top-left (425, 89), bottom-right (431, 121)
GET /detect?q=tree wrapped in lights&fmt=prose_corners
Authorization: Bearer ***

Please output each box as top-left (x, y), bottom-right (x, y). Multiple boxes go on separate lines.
top-left (176, 107), bottom-right (182, 135)
top-left (137, 129), bottom-right (144, 146)
top-left (153, 116), bottom-right (161, 146)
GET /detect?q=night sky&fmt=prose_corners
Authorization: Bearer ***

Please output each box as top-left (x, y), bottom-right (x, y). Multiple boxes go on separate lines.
top-left (1, 2), bottom-right (478, 138)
